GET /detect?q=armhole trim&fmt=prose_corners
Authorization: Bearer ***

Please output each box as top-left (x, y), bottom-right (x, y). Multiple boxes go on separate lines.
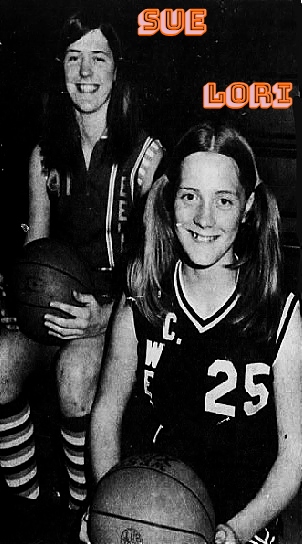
top-left (275, 293), bottom-right (300, 354)
top-left (137, 138), bottom-right (163, 190)
top-left (130, 136), bottom-right (154, 199)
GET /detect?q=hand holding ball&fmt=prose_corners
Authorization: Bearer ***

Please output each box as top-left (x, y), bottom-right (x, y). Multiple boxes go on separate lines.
top-left (10, 238), bottom-right (93, 345)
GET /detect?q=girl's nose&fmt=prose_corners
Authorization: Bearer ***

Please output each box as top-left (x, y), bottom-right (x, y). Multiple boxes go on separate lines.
top-left (80, 55), bottom-right (93, 77)
top-left (193, 202), bottom-right (215, 228)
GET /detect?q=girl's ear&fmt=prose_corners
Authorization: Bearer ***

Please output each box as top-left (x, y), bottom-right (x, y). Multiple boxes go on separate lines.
top-left (241, 191), bottom-right (255, 223)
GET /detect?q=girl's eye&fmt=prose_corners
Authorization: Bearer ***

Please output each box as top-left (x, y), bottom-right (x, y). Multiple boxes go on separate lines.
top-left (216, 197), bottom-right (234, 209)
top-left (184, 193), bottom-right (196, 201)
top-left (179, 192), bottom-right (198, 202)
top-left (65, 54), bottom-right (79, 64)
top-left (93, 55), bottom-right (105, 63)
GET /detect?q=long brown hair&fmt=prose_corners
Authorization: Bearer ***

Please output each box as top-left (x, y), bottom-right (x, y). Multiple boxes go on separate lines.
top-left (128, 122), bottom-right (283, 340)
top-left (40, 7), bottom-right (140, 173)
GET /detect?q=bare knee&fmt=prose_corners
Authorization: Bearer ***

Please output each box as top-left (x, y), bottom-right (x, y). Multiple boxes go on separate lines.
top-left (56, 337), bottom-right (104, 417)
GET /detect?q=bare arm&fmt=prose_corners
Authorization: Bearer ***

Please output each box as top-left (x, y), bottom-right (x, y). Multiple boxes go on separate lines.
top-left (224, 302), bottom-right (302, 543)
top-left (25, 145), bottom-right (50, 245)
top-left (90, 295), bottom-right (138, 485)
top-left (0, 147), bottom-right (50, 330)
top-left (25, 146), bottom-right (111, 338)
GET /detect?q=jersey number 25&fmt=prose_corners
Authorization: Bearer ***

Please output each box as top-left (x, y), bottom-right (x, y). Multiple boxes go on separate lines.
top-left (205, 359), bottom-right (270, 417)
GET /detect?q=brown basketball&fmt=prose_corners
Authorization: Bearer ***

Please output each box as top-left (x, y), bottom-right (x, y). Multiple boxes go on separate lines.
top-left (89, 454), bottom-right (215, 544)
top-left (10, 238), bottom-right (93, 345)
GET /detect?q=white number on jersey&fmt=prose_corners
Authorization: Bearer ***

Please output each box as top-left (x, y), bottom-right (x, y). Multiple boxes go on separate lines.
top-left (205, 359), bottom-right (270, 417)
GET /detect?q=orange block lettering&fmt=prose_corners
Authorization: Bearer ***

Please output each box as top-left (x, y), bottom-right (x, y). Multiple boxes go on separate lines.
top-left (249, 83), bottom-right (273, 109)
top-left (138, 9), bottom-right (160, 36)
top-left (225, 82), bottom-right (249, 109)
top-left (203, 83), bottom-right (225, 109)
top-left (202, 82), bottom-right (293, 109)
top-left (160, 9), bottom-right (184, 36)
top-left (272, 82), bottom-right (293, 109)
top-left (138, 8), bottom-right (207, 36)
top-left (185, 9), bottom-right (207, 36)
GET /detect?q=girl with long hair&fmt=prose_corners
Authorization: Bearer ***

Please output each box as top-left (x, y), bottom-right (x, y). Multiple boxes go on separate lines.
top-left (0, 7), bottom-right (162, 542)
top-left (90, 122), bottom-right (302, 544)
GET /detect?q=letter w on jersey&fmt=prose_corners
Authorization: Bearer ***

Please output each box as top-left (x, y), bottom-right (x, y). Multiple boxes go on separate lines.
top-left (145, 339), bottom-right (164, 369)
top-left (144, 340), bottom-right (164, 400)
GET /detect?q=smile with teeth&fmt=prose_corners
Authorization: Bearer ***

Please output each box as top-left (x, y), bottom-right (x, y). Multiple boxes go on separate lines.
top-left (189, 230), bottom-right (219, 242)
top-left (76, 84), bottom-right (99, 93)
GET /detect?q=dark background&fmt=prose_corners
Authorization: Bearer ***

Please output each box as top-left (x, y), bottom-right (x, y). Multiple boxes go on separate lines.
top-left (0, 3), bottom-right (301, 542)
top-left (0, 0), bottom-right (299, 288)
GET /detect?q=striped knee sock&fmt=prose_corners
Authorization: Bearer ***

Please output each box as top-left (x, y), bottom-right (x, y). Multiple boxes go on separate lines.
top-left (61, 414), bottom-right (89, 511)
top-left (0, 394), bottom-right (39, 499)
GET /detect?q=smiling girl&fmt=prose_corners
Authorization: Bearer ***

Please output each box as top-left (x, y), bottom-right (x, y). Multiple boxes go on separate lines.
top-left (90, 122), bottom-right (302, 544)
top-left (0, 8), bottom-right (162, 541)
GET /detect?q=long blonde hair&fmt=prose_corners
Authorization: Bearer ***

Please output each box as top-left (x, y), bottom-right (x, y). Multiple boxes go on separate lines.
top-left (128, 122), bottom-right (283, 340)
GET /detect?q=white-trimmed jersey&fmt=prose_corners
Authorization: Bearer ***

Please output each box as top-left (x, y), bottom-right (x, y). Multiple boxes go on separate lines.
top-left (131, 261), bottom-right (299, 523)
top-left (47, 132), bottom-right (162, 301)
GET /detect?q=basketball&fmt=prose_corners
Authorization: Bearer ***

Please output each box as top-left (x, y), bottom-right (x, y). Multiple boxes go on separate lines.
top-left (89, 454), bottom-right (215, 544)
top-left (9, 238), bottom-right (93, 345)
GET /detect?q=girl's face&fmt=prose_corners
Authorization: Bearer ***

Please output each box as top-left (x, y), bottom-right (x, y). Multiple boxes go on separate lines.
top-left (64, 29), bottom-right (116, 115)
top-left (174, 152), bottom-right (251, 269)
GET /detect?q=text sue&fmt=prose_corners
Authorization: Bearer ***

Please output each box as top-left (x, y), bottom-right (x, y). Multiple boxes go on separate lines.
top-left (138, 9), bottom-right (207, 36)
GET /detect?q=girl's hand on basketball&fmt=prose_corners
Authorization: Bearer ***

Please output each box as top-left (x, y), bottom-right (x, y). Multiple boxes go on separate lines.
top-left (44, 291), bottom-right (110, 339)
top-left (215, 524), bottom-right (239, 544)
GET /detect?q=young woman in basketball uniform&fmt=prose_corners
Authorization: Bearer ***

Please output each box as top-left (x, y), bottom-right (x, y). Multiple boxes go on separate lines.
top-left (0, 7), bottom-right (162, 542)
top-left (90, 123), bottom-right (302, 544)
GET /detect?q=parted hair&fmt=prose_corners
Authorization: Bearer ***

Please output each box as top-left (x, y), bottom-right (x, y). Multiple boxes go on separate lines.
top-left (127, 122), bottom-right (284, 340)
top-left (39, 7), bottom-right (140, 173)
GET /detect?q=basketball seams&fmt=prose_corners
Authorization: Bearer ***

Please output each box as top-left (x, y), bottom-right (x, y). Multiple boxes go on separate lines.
top-left (90, 508), bottom-right (210, 543)
top-left (11, 239), bottom-right (94, 345)
top-left (100, 465), bottom-right (215, 531)
top-left (14, 261), bottom-right (92, 292)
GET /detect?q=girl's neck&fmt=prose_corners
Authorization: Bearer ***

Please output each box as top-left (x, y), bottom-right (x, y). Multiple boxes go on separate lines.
top-left (181, 262), bottom-right (238, 319)
top-left (75, 106), bottom-right (108, 168)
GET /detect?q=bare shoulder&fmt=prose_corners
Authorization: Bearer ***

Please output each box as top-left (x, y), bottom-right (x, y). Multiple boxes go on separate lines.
top-left (27, 145), bottom-right (50, 242)
top-left (29, 145), bottom-right (48, 185)
top-left (28, 145), bottom-right (48, 187)
top-left (29, 145), bottom-right (44, 170)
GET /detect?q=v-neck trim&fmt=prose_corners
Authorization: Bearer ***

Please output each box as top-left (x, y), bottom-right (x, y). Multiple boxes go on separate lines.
top-left (174, 260), bottom-right (238, 333)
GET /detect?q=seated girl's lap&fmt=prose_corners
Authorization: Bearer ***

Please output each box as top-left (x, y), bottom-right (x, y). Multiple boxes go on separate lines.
top-left (0, 328), bottom-right (105, 382)
top-left (0, 329), bottom-right (58, 379)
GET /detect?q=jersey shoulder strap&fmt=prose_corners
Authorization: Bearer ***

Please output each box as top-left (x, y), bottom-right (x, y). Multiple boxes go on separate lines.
top-left (121, 132), bottom-right (163, 199)
top-left (136, 137), bottom-right (163, 193)
top-left (276, 293), bottom-right (300, 353)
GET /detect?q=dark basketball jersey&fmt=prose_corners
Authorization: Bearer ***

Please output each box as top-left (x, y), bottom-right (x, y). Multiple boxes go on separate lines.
top-left (131, 260), bottom-right (299, 523)
top-left (46, 132), bottom-right (162, 301)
